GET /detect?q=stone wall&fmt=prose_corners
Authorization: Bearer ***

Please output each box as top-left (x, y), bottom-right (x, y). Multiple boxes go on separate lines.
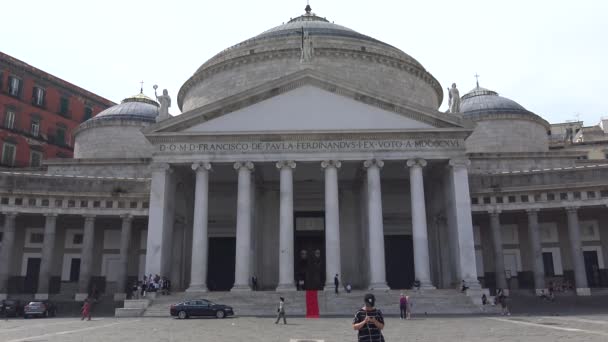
top-left (466, 119), bottom-right (549, 153)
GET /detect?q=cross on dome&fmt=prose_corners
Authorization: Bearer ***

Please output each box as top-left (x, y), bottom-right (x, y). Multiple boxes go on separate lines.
top-left (474, 73), bottom-right (480, 88)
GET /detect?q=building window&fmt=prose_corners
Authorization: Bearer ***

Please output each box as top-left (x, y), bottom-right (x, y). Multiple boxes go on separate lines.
top-left (483, 197), bottom-right (491, 204)
top-left (27, 198), bottom-right (36, 206)
top-left (30, 233), bottom-right (44, 244)
top-left (4, 110), bottom-right (16, 129)
top-left (8, 76), bottom-right (22, 97)
top-left (587, 191), bottom-right (596, 199)
top-left (547, 193), bottom-right (556, 201)
top-left (30, 150), bottom-right (43, 167)
top-left (15, 198), bottom-right (23, 205)
top-left (1, 143), bottom-right (16, 167)
top-left (59, 97), bottom-right (70, 116)
top-left (41, 199), bottom-right (49, 206)
top-left (30, 119), bottom-right (40, 136)
top-left (542, 252), bottom-right (555, 276)
top-left (32, 87), bottom-right (46, 107)
top-left (521, 195), bottom-right (529, 202)
top-left (55, 126), bottom-right (66, 145)
top-left (73, 234), bottom-right (83, 245)
top-left (83, 107), bottom-right (93, 122)
top-left (560, 193), bottom-right (568, 200)
top-left (130, 201), bottom-right (138, 208)
top-left (471, 197), bottom-right (478, 205)
top-left (508, 195), bottom-right (516, 203)
top-left (80, 200), bottom-right (88, 208)
top-left (573, 192), bottom-right (581, 199)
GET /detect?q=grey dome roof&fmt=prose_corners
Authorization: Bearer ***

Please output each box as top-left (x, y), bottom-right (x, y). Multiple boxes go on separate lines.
top-left (460, 86), bottom-right (531, 115)
top-left (89, 93), bottom-right (159, 123)
top-left (255, 13), bottom-right (394, 48)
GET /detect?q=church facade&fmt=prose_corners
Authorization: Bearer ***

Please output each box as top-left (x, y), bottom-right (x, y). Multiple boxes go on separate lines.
top-left (1, 7), bottom-right (607, 301)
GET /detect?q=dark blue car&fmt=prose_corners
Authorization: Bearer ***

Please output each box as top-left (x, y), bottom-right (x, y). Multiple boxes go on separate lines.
top-left (170, 299), bottom-right (234, 319)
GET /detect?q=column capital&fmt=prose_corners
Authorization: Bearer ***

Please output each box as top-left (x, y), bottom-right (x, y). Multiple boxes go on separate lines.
top-left (526, 208), bottom-right (540, 214)
top-left (321, 160), bottom-right (341, 169)
top-left (406, 158), bottom-right (427, 168)
top-left (275, 160), bottom-right (296, 170)
top-left (43, 213), bottom-right (58, 218)
top-left (2, 212), bottom-right (18, 218)
top-left (151, 162), bottom-right (173, 173)
top-left (234, 161), bottom-right (254, 171)
top-left (192, 162), bottom-right (212, 172)
top-left (565, 206), bottom-right (579, 213)
top-left (488, 209), bottom-right (501, 216)
top-left (363, 159), bottom-right (384, 169)
top-left (120, 214), bottom-right (134, 221)
top-left (83, 214), bottom-right (96, 221)
top-left (449, 158), bottom-right (471, 168)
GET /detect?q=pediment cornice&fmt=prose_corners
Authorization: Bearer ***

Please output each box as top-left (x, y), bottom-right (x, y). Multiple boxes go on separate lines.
top-left (145, 69), bottom-right (469, 135)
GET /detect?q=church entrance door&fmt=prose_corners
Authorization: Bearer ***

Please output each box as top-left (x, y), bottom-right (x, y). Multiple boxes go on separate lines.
top-left (294, 212), bottom-right (325, 291)
top-left (207, 237), bottom-right (235, 291)
top-left (385, 235), bottom-right (414, 289)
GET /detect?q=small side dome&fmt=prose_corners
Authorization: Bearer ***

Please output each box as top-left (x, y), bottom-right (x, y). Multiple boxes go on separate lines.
top-left (461, 85), bottom-right (550, 153)
top-left (74, 92), bottom-right (159, 159)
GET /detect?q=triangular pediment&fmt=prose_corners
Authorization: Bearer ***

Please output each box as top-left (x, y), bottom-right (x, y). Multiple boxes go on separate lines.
top-left (146, 70), bottom-right (468, 134)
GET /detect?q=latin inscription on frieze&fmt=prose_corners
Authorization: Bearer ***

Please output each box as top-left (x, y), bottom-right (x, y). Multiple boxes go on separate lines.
top-left (158, 139), bottom-right (462, 154)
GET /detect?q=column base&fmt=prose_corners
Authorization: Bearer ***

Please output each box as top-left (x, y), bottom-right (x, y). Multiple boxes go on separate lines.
top-left (576, 287), bottom-right (591, 296)
top-left (534, 288), bottom-right (549, 296)
top-left (34, 293), bottom-right (49, 300)
top-left (113, 293), bottom-right (127, 301)
top-left (0, 293), bottom-right (7, 300)
top-left (462, 278), bottom-right (482, 291)
top-left (231, 284), bottom-right (252, 292)
top-left (368, 282), bottom-right (390, 291)
top-left (275, 283), bottom-right (297, 292)
top-left (75, 293), bottom-right (88, 301)
top-left (186, 284), bottom-right (208, 293)
top-left (418, 281), bottom-right (436, 290)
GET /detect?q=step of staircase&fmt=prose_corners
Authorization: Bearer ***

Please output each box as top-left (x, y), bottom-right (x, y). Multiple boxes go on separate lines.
top-left (140, 289), bottom-right (492, 317)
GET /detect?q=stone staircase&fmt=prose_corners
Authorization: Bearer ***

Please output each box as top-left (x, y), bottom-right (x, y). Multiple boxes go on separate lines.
top-left (133, 289), bottom-right (496, 317)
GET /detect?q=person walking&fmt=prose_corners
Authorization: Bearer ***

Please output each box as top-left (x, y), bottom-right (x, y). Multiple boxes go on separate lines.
top-left (334, 274), bottom-right (340, 294)
top-left (81, 298), bottom-right (92, 321)
top-left (405, 295), bottom-right (412, 319)
top-left (353, 293), bottom-right (385, 342)
top-left (275, 297), bottom-right (287, 324)
top-left (399, 293), bottom-right (407, 319)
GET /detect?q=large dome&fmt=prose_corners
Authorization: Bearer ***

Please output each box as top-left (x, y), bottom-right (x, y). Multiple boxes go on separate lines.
top-left (178, 7), bottom-right (443, 113)
top-left (460, 84), bottom-right (550, 153)
top-left (73, 92), bottom-right (159, 159)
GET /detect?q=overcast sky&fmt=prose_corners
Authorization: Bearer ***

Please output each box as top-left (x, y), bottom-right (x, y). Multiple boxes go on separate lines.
top-left (3, 0), bottom-right (607, 125)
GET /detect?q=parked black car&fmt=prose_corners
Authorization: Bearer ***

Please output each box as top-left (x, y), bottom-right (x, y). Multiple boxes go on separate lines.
top-left (2, 299), bottom-right (25, 317)
top-left (170, 299), bottom-right (234, 319)
top-left (24, 301), bottom-right (57, 318)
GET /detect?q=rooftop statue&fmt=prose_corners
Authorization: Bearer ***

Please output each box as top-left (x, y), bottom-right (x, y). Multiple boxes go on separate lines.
top-left (448, 83), bottom-right (461, 113)
top-left (300, 31), bottom-right (314, 63)
top-left (154, 85), bottom-right (171, 122)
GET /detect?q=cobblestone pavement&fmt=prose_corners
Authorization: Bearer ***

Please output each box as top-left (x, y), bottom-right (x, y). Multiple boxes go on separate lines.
top-left (1, 314), bottom-right (608, 342)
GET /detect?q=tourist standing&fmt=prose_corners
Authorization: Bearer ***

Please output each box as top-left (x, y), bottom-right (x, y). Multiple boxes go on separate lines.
top-left (81, 298), bottom-right (92, 321)
top-left (399, 293), bottom-right (407, 319)
top-left (405, 295), bottom-right (412, 319)
top-left (275, 297), bottom-right (287, 324)
top-left (353, 293), bottom-right (385, 342)
top-left (334, 274), bottom-right (340, 294)
top-left (252, 275), bottom-right (258, 291)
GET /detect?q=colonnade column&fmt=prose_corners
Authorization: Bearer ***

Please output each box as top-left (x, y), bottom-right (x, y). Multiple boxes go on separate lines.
top-left (489, 210), bottom-right (507, 290)
top-left (322, 160), bottom-right (341, 290)
top-left (232, 161), bottom-right (254, 291)
top-left (566, 207), bottom-right (590, 296)
top-left (447, 159), bottom-right (480, 290)
top-left (115, 214), bottom-right (133, 300)
top-left (276, 160), bottom-right (296, 291)
top-left (36, 214), bottom-right (58, 299)
top-left (145, 163), bottom-right (175, 277)
top-left (407, 158), bottom-right (435, 289)
top-left (76, 215), bottom-right (96, 301)
top-left (0, 212), bottom-right (17, 299)
top-left (364, 159), bottom-right (389, 290)
top-left (187, 162), bottom-right (212, 292)
top-left (526, 209), bottom-right (546, 294)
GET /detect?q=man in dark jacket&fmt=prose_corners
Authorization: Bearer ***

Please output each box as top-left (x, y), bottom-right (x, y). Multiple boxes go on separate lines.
top-left (334, 274), bottom-right (340, 294)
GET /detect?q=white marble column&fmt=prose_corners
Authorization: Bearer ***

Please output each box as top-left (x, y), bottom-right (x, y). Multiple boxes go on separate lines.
top-left (187, 162), bottom-right (212, 292)
top-left (489, 210), bottom-right (507, 290)
top-left (322, 160), bottom-right (341, 290)
top-left (407, 158), bottom-right (435, 289)
top-left (447, 159), bottom-right (481, 290)
top-left (76, 215), bottom-right (96, 301)
top-left (276, 160), bottom-right (296, 291)
top-left (566, 207), bottom-right (590, 296)
top-left (364, 159), bottom-right (389, 290)
top-left (232, 161), bottom-right (254, 291)
top-left (115, 214), bottom-right (133, 300)
top-left (526, 209), bottom-right (546, 295)
top-left (145, 163), bottom-right (175, 277)
top-left (0, 212), bottom-right (17, 299)
top-left (36, 214), bottom-right (58, 299)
